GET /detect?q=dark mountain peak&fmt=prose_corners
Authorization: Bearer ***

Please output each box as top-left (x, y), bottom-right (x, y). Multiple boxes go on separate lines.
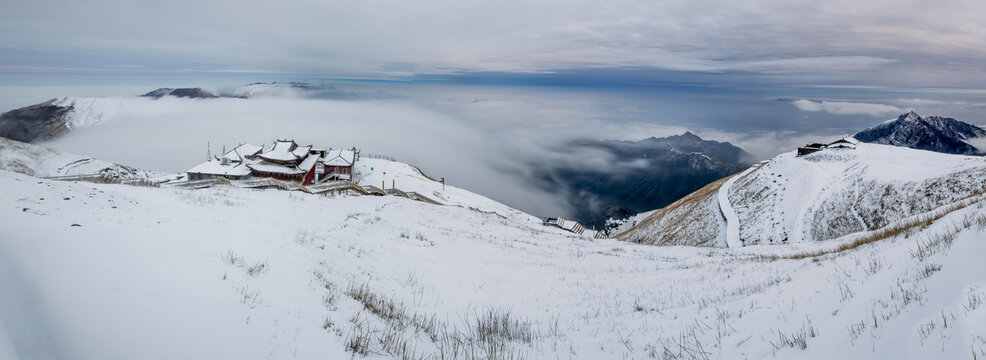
top-left (142, 88), bottom-right (217, 99)
top-left (666, 131), bottom-right (702, 141)
top-left (545, 134), bottom-right (755, 228)
top-left (639, 131), bottom-right (702, 144)
top-left (855, 112), bottom-right (985, 155)
top-left (899, 110), bottom-right (921, 122)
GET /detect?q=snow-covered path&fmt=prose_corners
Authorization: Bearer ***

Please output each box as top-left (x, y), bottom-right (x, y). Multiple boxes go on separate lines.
top-left (717, 163), bottom-right (761, 248)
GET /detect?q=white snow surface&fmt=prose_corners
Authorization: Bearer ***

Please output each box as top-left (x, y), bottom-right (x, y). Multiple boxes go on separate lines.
top-left (0, 137), bottom-right (157, 180)
top-left (53, 97), bottom-right (125, 129)
top-left (3, 141), bottom-right (986, 359)
top-left (718, 165), bottom-right (758, 248)
top-left (622, 143), bottom-right (986, 246)
top-left (356, 158), bottom-right (532, 219)
top-left (732, 143), bottom-right (986, 244)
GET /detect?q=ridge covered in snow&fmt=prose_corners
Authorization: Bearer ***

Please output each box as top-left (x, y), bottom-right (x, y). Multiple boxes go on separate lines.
top-left (618, 142), bottom-right (986, 246)
top-left (0, 137), bottom-right (155, 180)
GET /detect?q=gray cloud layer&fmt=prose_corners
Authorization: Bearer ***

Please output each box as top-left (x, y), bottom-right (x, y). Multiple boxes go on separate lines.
top-left (3, 0), bottom-right (986, 86)
top-left (792, 99), bottom-right (903, 116)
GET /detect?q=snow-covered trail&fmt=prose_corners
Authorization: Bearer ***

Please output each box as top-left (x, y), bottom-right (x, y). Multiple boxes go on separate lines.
top-left (717, 162), bottom-right (762, 248)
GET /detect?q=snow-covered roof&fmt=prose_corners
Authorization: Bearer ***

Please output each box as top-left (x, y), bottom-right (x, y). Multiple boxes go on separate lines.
top-left (292, 145), bottom-right (313, 158)
top-left (247, 162), bottom-right (305, 175)
top-left (298, 154), bottom-right (319, 172)
top-left (232, 143), bottom-right (263, 157)
top-left (222, 150), bottom-right (243, 163)
top-left (258, 140), bottom-right (301, 162)
top-left (321, 149), bottom-right (356, 167)
top-left (187, 160), bottom-right (252, 176)
top-left (829, 137), bottom-right (859, 146)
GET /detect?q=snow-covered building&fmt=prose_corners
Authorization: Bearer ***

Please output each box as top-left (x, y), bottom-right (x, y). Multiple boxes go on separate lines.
top-left (186, 140), bottom-right (359, 184)
top-left (797, 143), bottom-right (827, 157)
top-left (186, 143), bottom-right (265, 181)
top-left (827, 137), bottom-right (859, 149)
top-left (796, 137), bottom-right (859, 156)
top-left (247, 139), bottom-right (359, 184)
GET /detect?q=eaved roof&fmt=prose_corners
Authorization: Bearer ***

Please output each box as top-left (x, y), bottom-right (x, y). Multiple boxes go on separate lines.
top-left (232, 143), bottom-right (263, 157)
top-left (829, 137), bottom-right (859, 146)
top-left (221, 149), bottom-right (243, 163)
top-left (187, 160), bottom-right (252, 176)
top-left (321, 149), bottom-right (356, 167)
top-left (292, 145), bottom-right (313, 158)
top-left (258, 140), bottom-right (301, 162)
top-left (298, 154), bottom-right (320, 172)
top-left (247, 162), bottom-right (305, 175)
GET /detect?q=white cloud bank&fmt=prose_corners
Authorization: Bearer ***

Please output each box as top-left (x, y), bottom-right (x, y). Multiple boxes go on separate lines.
top-left (792, 99), bottom-right (903, 116)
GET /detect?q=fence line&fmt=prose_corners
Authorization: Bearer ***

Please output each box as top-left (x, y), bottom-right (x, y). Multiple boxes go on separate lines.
top-left (363, 153), bottom-right (397, 162)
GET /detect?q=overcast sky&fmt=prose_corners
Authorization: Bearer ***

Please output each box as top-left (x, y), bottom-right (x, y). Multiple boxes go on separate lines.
top-left (3, 1), bottom-right (986, 137)
top-left (3, 1), bottom-right (986, 149)
top-left (2, 0), bottom-right (985, 84)
top-left (4, 0), bottom-right (986, 217)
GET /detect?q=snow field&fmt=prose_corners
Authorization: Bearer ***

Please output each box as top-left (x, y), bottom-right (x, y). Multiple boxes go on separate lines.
top-left (2, 166), bottom-right (986, 359)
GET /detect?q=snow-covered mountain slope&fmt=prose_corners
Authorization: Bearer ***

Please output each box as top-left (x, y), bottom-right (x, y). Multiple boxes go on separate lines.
top-left (0, 97), bottom-right (128, 142)
top-left (618, 143), bottom-right (986, 247)
top-left (854, 111), bottom-right (986, 155)
top-left (3, 151), bottom-right (986, 359)
top-left (355, 157), bottom-right (532, 218)
top-left (0, 137), bottom-right (154, 179)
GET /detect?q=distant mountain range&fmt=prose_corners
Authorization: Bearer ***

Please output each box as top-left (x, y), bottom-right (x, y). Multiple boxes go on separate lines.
top-left (854, 111), bottom-right (986, 155)
top-left (142, 82), bottom-right (391, 100)
top-left (142, 88), bottom-right (219, 99)
top-left (532, 132), bottom-right (754, 229)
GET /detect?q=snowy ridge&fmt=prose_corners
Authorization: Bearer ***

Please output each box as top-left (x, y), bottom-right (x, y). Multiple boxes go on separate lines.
top-left (619, 143), bottom-right (986, 246)
top-left (355, 158), bottom-right (535, 220)
top-left (0, 137), bottom-right (155, 179)
top-left (53, 97), bottom-right (125, 129)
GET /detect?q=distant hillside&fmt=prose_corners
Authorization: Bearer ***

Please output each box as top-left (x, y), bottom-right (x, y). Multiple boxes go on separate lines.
top-left (532, 132), bottom-right (754, 230)
top-left (617, 142), bottom-right (986, 246)
top-left (142, 88), bottom-right (219, 99)
top-left (0, 97), bottom-right (124, 143)
top-left (0, 99), bottom-right (74, 142)
top-left (854, 111), bottom-right (986, 155)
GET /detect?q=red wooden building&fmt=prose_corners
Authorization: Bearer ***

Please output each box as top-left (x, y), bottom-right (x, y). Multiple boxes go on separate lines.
top-left (246, 139), bottom-right (359, 184)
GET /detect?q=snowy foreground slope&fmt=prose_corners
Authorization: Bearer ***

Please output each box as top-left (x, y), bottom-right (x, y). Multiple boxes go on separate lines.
top-left (619, 143), bottom-right (986, 247)
top-left (2, 147), bottom-right (986, 359)
top-left (0, 137), bottom-right (153, 179)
